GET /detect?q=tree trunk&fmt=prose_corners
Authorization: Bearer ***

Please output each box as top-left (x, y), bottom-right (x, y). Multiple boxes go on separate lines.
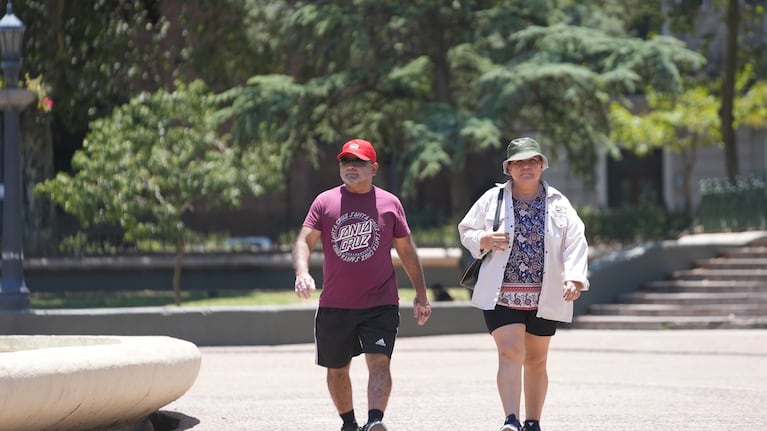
top-left (425, 7), bottom-right (466, 215)
top-left (173, 235), bottom-right (185, 306)
top-left (682, 139), bottom-right (699, 214)
top-left (450, 169), bottom-right (471, 218)
top-left (426, 7), bottom-right (452, 106)
top-left (720, 0), bottom-right (739, 181)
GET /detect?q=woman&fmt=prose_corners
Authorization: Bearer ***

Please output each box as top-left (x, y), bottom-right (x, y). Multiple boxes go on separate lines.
top-left (458, 137), bottom-right (589, 431)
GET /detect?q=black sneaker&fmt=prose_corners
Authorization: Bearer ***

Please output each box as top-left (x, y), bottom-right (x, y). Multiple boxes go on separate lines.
top-left (522, 420), bottom-right (541, 431)
top-left (361, 420), bottom-right (387, 431)
top-left (499, 414), bottom-right (522, 431)
top-left (341, 424), bottom-right (360, 431)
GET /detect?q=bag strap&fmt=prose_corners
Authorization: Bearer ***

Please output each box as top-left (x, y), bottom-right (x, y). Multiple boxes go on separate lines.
top-left (492, 187), bottom-right (504, 231)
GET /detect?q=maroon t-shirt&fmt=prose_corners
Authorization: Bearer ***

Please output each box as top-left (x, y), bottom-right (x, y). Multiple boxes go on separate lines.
top-left (303, 185), bottom-right (411, 309)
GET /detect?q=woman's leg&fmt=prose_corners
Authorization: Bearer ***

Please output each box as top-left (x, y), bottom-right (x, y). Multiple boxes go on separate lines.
top-left (523, 333), bottom-right (552, 421)
top-left (491, 323), bottom-right (527, 417)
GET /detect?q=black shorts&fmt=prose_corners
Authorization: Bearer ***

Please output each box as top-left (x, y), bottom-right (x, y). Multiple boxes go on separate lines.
top-left (314, 305), bottom-right (400, 368)
top-left (483, 305), bottom-right (557, 337)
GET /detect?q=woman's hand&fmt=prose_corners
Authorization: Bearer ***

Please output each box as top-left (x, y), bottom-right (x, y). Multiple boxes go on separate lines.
top-left (563, 280), bottom-right (583, 302)
top-left (481, 232), bottom-right (510, 252)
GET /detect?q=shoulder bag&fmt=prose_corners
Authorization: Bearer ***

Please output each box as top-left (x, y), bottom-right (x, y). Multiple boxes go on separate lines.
top-left (459, 187), bottom-right (504, 289)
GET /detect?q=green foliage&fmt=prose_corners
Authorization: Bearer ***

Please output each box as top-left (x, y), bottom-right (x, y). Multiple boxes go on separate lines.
top-left (36, 80), bottom-right (263, 246)
top-left (401, 105), bottom-right (502, 193)
top-left (19, 0), bottom-right (160, 134)
top-left (217, 74), bottom-right (324, 173)
top-left (609, 84), bottom-right (721, 156)
top-left (609, 71), bottom-right (767, 210)
top-left (610, 68), bottom-right (767, 158)
top-left (222, 0), bottom-right (705, 212)
top-left (18, 0), bottom-right (270, 137)
top-left (478, 24), bottom-right (705, 179)
top-left (17, 1), bottom-right (763, 256)
top-left (735, 79), bottom-right (767, 128)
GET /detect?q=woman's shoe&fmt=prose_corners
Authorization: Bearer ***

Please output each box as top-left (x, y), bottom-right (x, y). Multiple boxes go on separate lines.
top-left (499, 413), bottom-right (522, 431)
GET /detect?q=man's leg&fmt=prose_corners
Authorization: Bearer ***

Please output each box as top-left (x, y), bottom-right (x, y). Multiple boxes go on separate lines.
top-left (358, 306), bottom-right (398, 429)
top-left (365, 353), bottom-right (391, 412)
top-left (327, 361), bottom-right (354, 415)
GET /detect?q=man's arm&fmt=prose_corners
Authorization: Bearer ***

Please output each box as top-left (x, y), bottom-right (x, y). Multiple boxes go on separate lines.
top-left (293, 226), bottom-right (321, 299)
top-left (393, 235), bottom-right (431, 325)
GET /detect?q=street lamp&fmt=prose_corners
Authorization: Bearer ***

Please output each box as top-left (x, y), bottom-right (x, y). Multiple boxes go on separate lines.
top-left (0, 1), bottom-right (34, 310)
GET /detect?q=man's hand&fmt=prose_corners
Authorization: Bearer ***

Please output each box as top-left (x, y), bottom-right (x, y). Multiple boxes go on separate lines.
top-left (413, 296), bottom-right (432, 326)
top-left (294, 273), bottom-right (316, 299)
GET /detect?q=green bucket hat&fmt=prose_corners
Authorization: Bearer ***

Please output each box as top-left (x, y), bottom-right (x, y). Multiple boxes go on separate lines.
top-left (502, 137), bottom-right (549, 173)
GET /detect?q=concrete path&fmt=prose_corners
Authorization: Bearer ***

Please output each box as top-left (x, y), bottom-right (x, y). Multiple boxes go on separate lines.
top-left (163, 329), bottom-right (767, 431)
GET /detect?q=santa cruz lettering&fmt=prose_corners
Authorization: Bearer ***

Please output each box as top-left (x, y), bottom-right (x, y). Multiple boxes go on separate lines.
top-left (332, 212), bottom-right (381, 262)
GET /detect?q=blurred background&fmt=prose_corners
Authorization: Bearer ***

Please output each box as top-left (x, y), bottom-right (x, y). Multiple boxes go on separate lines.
top-left (2, 0), bottom-right (765, 258)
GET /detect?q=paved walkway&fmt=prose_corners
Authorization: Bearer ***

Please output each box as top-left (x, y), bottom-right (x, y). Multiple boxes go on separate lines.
top-left (162, 329), bottom-right (767, 431)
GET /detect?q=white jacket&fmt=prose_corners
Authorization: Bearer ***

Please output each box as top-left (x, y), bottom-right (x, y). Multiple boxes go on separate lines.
top-left (458, 181), bottom-right (590, 323)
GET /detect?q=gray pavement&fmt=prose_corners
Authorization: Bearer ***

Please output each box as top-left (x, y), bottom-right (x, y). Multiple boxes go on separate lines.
top-left (162, 329), bottom-right (767, 431)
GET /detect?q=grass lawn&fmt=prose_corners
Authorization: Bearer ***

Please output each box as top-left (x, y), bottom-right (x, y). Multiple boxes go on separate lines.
top-left (29, 287), bottom-right (472, 309)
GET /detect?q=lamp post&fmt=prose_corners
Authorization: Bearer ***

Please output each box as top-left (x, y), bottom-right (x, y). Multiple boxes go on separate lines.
top-left (0, 1), bottom-right (34, 310)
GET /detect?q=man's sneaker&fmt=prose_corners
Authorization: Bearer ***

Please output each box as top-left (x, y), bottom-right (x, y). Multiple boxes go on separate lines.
top-left (522, 420), bottom-right (541, 431)
top-left (499, 413), bottom-right (522, 431)
top-left (361, 420), bottom-right (387, 431)
top-left (341, 424), bottom-right (360, 431)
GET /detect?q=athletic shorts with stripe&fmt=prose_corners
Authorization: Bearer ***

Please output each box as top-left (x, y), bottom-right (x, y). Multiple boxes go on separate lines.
top-left (314, 305), bottom-right (400, 368)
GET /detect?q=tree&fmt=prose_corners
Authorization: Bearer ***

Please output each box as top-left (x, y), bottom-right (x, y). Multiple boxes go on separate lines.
top-left (476, 23), bottom-right (705, 179)
top-left (36, 81), bottom-right (274, 305)
top-left (646, 0), bottom-right (767, 180)
top-left (15, 1), bottom-right (269, 252)
top-left (609, 85), bottom-right (720, 212)
top-left (717, 0), bottom-right (766, 180)
top-left (609, 71), bottom-right (767, 212)
top-left (20, 0), bottom-right (267, 138)
top-left (224, 0), bottom-right (705, 214)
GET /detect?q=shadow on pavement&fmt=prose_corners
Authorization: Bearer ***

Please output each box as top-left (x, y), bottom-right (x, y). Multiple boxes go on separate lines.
top-left (151, 411), bottom-right (200, 430)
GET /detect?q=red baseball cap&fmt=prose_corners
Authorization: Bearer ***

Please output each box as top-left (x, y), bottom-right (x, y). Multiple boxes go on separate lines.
top-left (337, 139), bottom-right (377, 162)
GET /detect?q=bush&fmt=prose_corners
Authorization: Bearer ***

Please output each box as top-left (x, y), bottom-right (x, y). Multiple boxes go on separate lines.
top-left (577, 205), bottom-right (692, 246)
top-left (698, 175), bottom-right (767, 232)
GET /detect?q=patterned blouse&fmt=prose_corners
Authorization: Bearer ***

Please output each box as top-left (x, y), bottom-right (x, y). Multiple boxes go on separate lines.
top-left (497, 186), bottom-right (546, 310)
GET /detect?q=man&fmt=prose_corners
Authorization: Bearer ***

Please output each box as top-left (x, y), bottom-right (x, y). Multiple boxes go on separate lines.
top-left (293, 138), bottom-right (432, 431)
